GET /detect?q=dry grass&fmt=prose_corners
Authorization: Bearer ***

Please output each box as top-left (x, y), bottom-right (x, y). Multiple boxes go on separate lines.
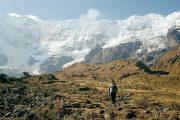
top-left (1, 59), bottom-right (180, 119)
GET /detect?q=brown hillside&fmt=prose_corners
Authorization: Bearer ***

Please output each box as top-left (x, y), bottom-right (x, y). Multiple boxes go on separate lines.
top-left (55, 59), bottom-right (151, 81)
top-left (1, 59), bottom-right (180, 119)
top-left (152, 46), bottom-right (180, 75)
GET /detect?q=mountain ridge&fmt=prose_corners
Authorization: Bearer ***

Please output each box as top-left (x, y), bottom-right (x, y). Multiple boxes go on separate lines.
top-left (0, 12), bottom-right (180, 76)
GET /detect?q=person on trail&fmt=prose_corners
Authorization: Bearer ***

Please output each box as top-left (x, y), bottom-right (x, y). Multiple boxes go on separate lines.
top-left (108, 79), bottom-right (118, 106)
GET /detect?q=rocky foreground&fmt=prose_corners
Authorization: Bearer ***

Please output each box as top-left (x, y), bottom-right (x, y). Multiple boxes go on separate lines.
top-left (0, 59), bottom-right (180, 120)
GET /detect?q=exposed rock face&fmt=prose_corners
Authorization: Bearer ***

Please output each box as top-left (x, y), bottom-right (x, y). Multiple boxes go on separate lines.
top-left (84, 26), bottom-right (180, 67)
top-left (40, 56), bottom-right (74, 73)
top-left (151, 27), bottom-right (180, 75)
top-left (84, 46), bottom-right (103, 63)
top-left (84, 39), bottom-right (173, 67)
top-left (84, 41), bottom-right (142, 64)
top-left (167, 26), bottom-right (180, 46)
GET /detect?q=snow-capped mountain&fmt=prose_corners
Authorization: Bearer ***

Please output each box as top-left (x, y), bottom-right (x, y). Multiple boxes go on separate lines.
top-left (0, 11), bottom-right (179, 76)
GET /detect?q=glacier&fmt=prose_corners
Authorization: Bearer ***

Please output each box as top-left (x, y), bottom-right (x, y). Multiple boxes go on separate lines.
top-left (0, 11), bottom-right (179, 76)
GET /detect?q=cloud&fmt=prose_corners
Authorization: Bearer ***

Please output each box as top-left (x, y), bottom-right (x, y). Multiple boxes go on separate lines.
top-left (27, 15), bottom-right (42, 22)
top-left (80, 8), bottom-right (102, 21)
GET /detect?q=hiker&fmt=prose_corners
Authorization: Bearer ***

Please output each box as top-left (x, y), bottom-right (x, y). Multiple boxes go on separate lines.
top-left (108, 79), bottom-right (118, 106)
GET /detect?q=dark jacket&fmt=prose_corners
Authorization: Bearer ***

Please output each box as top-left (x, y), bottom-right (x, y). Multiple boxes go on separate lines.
top-left (109, 84), bottom-right (118, 93)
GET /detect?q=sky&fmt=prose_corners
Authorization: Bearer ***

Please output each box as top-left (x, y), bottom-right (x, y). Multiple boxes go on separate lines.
top-left (0, 0), bottom-right (179, 20)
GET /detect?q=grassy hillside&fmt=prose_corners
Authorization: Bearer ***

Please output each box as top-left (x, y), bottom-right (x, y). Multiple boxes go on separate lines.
top-left (152, 46), bottom-right (180, 75)
top-left (0, 59), bottom-right (179, 120)
top-left (55, 59), bottom-right (152, 81)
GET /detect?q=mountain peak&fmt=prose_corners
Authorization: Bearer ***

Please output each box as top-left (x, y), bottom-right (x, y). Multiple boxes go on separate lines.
top-left (0, 12), bottom-right (180, 76)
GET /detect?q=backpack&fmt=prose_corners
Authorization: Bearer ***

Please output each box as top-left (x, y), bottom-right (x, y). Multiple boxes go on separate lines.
top-left (109, 85), bottom-right (117, 92)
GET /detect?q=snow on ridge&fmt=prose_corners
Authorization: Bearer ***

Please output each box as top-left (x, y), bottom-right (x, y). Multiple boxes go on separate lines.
top-left (7, 12), bottom-right (42, 22)
top-left (62, 58), bottom-right (84, 68)
top-left (8, 13), bottom-right (21, 18)
top-left (0, 11), bottom-right (180, 75)
top-left (27, 15), bottom-right (42, 22)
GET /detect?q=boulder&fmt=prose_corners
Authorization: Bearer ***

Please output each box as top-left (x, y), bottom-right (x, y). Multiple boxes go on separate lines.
top-left (23, 72), bottom-right (31, 78)
top-left (26, 113), bottom-right (38, 120)
top-left (125, 110), bottom-right (137, 119)
top-left (0, 74), bottom-right (10, 83)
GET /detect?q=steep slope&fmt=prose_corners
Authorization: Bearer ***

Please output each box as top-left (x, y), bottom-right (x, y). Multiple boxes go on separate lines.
top-left (151, 26), bottom-right (180, 75)
top-left (167, 25), bottom-right (180, 46)
top-left (84, 41), bottom-right (143, 63)
top-left (55, 59), bottom-right (152, 80)
top-left (0, 11), bottom-right (180, 76)
top-left (151, 46), bottom-right (180, 75)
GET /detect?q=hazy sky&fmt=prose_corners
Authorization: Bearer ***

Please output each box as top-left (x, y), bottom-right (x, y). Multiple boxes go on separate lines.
top-left (0, 0), bottom-right (179, 20)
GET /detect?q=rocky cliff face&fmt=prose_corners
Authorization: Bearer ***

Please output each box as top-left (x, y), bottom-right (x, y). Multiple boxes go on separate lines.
top-left (151, 26), bottom-right (180, 75)
top-left (84, 25), bottom-right (180, 66)
top-left (84, 41), bottom-right (143, 63)
top-left (167, 26), bottom-right (180, 46)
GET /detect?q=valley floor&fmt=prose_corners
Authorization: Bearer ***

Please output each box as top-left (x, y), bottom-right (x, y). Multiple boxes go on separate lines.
top-left (1, 73), bottom-right (180, 120)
